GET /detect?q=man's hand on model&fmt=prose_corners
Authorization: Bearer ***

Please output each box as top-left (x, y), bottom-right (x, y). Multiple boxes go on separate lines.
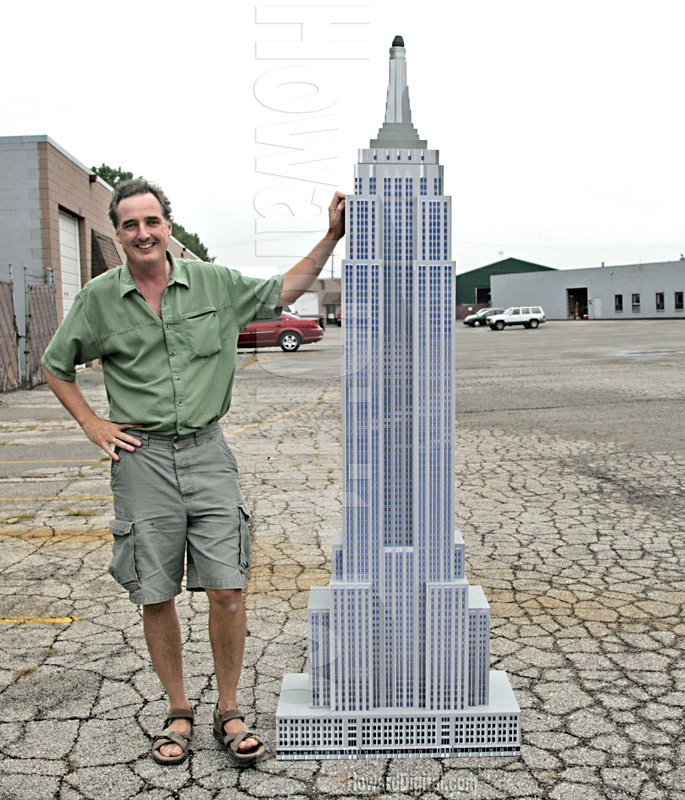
top-left (327, 191), bottom-right (346, 241)
top-left (277, 191), bottom-right (346, 306)
top-left (81, 415), bottom-right (142, 461)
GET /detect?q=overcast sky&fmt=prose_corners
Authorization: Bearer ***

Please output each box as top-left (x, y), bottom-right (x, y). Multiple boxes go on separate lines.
top-left (3, 0), bottom-right (684, 278)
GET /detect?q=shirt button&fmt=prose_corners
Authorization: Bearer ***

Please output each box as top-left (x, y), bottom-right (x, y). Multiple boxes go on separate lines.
top-left (175, 375), bottom-right (180, 380)
top-left (170, 351), bottom-right (176, 356)
top-left (178, 401), bottom-right (183, 406)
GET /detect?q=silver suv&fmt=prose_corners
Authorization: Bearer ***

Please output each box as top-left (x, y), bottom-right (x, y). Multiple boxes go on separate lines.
top-left (488, 306), bottom-right (546, 330)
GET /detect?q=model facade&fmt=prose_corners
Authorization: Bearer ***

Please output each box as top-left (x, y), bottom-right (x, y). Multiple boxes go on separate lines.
top-left (276, 36), bottom-right (520, 759)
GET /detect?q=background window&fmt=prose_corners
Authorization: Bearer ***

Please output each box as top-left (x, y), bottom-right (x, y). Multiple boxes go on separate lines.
top-left (675, 291), bottom-right (683, 311)
top-left (656, 292), bottom-right (665, 311)
top-left (615, 294), bottom-right (623, 312)
top-left (632, 294), bottom-right (641, 312)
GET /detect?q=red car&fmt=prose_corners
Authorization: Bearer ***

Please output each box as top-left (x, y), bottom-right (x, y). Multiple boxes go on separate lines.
top-left (237, 311), bottom-right (324, 352)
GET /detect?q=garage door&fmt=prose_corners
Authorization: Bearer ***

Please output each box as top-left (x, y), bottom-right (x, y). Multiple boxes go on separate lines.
top-left (59, 211), bottom-right (81, 317)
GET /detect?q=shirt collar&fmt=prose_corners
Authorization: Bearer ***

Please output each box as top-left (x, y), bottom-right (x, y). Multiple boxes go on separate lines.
top-left (118, 253), bottom-right (190, 297)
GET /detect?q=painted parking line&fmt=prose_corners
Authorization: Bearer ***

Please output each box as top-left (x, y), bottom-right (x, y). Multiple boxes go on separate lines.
top-left (0, 616), bottom-right (81, 624)
top-left (0, 393), bottom-right (341, 501)
top-left (224, 391), bottom-right (340, 438)
top-left (0, 496), bottom-right (113, 502)
top-left (0, 459), bottom-right (101, 464)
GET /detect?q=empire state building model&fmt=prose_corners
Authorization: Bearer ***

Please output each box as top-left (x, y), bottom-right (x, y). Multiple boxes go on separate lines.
top-left (276, 37), bottom-right (520, 760)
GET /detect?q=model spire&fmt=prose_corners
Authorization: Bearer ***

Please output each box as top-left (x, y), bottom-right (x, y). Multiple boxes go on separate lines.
top-left (385, 35), bottom-right (412, 124)
top-left (371, 36), bottom-right (427, 148)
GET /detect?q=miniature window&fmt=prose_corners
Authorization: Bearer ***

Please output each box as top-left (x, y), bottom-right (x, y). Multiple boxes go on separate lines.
top-left (615, 294), bottom-right (623, 312)
top-left (656, 292), bottom-right (665, 311)
top-left (676, 291), bottom-right (684, 311)
top-left (632, 293), bottom-right (641, 312)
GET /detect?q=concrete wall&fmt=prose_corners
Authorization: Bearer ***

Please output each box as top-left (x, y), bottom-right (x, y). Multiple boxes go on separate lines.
top-left (491, 261), bottom-right (685, 320)
top-left (0, 138), bottom-right (43, 279)
top-left (0, 138), bottom-right (43, 358)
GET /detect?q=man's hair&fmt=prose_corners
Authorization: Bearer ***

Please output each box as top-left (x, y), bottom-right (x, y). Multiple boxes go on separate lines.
top-left (109, 178), bottom-right (172, 229)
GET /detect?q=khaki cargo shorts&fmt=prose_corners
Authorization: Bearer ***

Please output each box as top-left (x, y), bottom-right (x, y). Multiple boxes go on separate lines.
top-left (108, 422), bottom-right (252, 605)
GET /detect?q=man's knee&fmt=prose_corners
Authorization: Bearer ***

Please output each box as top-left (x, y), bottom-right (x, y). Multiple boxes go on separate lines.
top-left (142, 598), bottom-right (176, 617)
top-left (206, 588), bottom-right (244, 615)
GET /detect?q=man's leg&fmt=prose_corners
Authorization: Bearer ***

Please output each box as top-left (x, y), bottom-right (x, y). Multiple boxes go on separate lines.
top-left (143, 599), bottom-right (192, 758)
top-left (205, 588), bottom-right (259, 751)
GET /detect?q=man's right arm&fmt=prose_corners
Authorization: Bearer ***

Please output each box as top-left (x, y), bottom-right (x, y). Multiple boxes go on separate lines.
top-left (42, 367), bottom-right (141, 460)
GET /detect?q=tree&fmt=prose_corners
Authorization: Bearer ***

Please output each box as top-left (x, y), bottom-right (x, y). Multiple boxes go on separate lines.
top-left (169, 221), bottom-right (214, 263)
top-left (92, 164), bottom-right (133, 187)
top-left (92, 163), bottom-right (214, 262)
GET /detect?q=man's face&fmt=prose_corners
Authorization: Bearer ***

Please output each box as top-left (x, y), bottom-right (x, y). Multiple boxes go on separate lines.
top-left (115, 193), bottom-right (172, 270)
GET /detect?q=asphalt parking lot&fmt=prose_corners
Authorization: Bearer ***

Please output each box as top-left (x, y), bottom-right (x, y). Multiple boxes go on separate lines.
top-left (0, 320), bottom-right (683, 800)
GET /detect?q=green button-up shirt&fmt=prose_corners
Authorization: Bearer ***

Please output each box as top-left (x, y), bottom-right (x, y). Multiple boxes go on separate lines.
top-left (42, 256), bottom-right (283, 435)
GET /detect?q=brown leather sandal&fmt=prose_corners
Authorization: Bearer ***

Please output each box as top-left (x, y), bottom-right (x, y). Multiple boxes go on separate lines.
top-left (213, 705), bottom-right (266, 766)
top-left (151, 707), bottom-right (194, 765)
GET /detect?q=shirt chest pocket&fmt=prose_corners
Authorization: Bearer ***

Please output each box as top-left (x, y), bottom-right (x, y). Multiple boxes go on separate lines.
top-left (182, 307), bottom-right (221, 359)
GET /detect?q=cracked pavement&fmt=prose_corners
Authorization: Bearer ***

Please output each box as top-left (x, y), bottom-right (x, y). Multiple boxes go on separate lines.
top-left (0, 321), bottom-right (684, 800)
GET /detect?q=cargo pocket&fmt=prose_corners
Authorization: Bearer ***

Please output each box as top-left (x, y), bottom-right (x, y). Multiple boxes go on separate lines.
top-left (184, 307), bottom-right (220, 359)
top-left (108, 519), bottom-right (140, 591)
top-left (238, 504), bottom-right (252, 571)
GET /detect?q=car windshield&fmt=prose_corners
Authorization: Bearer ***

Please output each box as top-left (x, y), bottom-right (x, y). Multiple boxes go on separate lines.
top-left (503, 308), bottom-right (514, 315)
top-left (476, 309), bottom-right (489, 316)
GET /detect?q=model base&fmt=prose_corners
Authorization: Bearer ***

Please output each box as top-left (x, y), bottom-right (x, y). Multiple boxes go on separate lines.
top-left (276, 671), bottom-right (520, 760)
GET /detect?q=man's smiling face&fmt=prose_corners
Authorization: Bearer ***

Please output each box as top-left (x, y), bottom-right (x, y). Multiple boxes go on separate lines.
top-left (115, 193), bottom-right (172, 271)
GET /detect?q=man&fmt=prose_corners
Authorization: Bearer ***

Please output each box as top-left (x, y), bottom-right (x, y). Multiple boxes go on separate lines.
top-left (42, 178), bottom-right (344, 765)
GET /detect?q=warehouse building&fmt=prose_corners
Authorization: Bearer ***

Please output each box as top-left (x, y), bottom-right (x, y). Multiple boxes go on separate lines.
top-left (456, 257), bottom-right (555, 307)
top-left (491, 260), bottom-right (685, 320)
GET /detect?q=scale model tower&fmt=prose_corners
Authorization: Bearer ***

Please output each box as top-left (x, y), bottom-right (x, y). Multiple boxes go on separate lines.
top-left (276, 36), bottom-right (520, 760)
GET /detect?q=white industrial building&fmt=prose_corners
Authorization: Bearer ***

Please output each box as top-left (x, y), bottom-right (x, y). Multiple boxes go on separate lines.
top-left (491, 260), bottom-right (685, 320)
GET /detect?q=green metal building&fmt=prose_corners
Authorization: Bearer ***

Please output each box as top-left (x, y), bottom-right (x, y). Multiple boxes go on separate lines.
top-left (456, 257), bottom-right (556, 306)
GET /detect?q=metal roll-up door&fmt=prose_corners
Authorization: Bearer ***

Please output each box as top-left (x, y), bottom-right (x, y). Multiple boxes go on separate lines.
top-left (59, 210), bottom-right (81, 317)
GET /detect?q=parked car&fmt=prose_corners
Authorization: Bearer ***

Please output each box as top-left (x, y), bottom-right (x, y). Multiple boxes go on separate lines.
top-left (288, 311), bottom-right (325, 329)
top-left (463, 307), bottom-right (505, 327)
top-left (237, 311), bottom-right (324, 352)
top-left (488, 306), bottom-right (546, 330)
